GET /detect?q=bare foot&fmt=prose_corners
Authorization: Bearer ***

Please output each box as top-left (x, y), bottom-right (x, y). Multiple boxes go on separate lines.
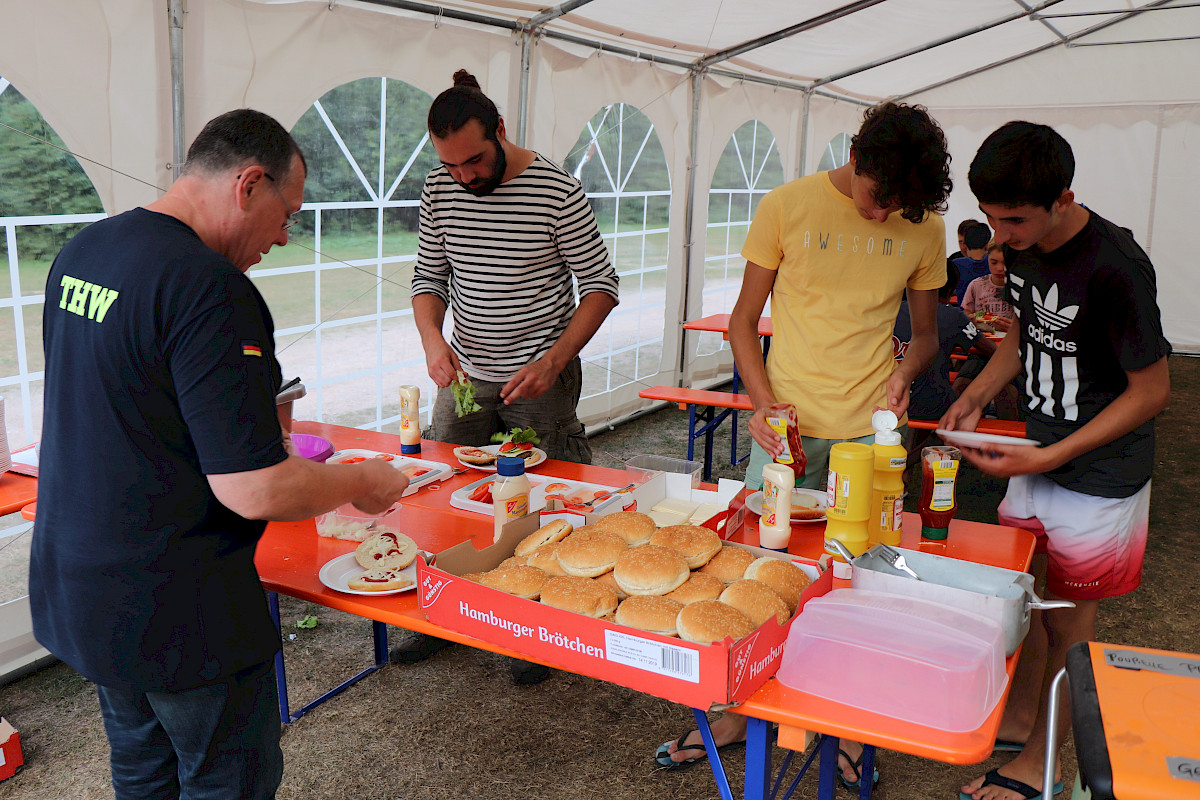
top-left (836, 740), bottom-right (872, 785)
top-left (661, 715), bottom-right (747, 764)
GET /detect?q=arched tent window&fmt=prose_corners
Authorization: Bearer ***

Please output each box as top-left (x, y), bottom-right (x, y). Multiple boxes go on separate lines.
top-left (699, 120), bottom-right (784, 356)
top-left (0, 78), bottom-right (104, 451)
top-left (817, 132), bottom-right (852, 172)
top-left (260, 77), bottom-right (439, 431)
top-left (564, 103), bottom-right (669, 404)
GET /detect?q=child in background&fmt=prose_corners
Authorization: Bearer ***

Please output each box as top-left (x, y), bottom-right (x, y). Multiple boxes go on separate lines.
top-left (962, 239), bottom-right (1015, 332)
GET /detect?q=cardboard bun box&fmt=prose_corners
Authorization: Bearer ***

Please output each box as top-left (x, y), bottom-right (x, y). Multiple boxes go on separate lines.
top-left (417, 513), bottom-right (829, 709)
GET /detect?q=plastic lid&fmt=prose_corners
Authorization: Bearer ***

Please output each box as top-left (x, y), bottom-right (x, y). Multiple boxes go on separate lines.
top-left (921, 525), bottom-right (949, 540)
top-left (871, 408), bottom-right (898, 433)
top-left (496, 456), bottom-right (526, 476)
top-left (400, 442), bottom-right (421, 455)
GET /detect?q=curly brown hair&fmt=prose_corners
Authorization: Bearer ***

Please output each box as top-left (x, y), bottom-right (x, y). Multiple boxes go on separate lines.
top-left (850, 102), bottom-right (952, 224)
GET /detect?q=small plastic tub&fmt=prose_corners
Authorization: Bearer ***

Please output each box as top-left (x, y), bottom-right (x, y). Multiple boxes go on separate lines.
top-left (778, 588), bottom-right (1007, 732)
top-left (291, 433), bottom-right (334, 463)
top-left (624, 454), bottom-right (703, 489)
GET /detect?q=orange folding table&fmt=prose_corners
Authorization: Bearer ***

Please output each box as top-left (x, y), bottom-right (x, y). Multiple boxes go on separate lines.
top-left (0, 471), bottom-right (37, 517)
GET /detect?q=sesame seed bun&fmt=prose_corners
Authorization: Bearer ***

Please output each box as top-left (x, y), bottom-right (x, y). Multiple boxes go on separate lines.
top-left (556, 527), bottom-right (627, 577)
top-left (615, 595), bottom-right (684, 637)
top-left (525, 542), bottom-right (569, 577)
top-left (650, 525), bottom-right (722, 569)
top-left (593, 511), bottom-right (656, 545)
top-left (477, 564), bottom-right (549, 600)
top-left (663, 572), bottom-right (726, 605)
top-left (540, 575), bottom-right (618, 618)
top-left (743, 557), bottom-right (813, 613)
top-left (719, 579), bottom-right (791, 626)
top-left (698, 545), bottom-right (755, 583)
top-left (613, 545), bottom-right (690, 596)
top-left (676, 600), bottom-right (757, 645)
top-left (593, 569), bottom-right (628, 600)
top-left (515, 519), bottom-right (573, 557)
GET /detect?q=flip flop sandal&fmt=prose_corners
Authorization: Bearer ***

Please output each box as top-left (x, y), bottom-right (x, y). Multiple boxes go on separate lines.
top-left (993, 738), bottom-right (1026, 752)
top-left (653, 732), bottom-right (745, 771)
top-left (837, 747), bottom-right (881, 791)
top-left (957, 768), bottom-right (1064, 800)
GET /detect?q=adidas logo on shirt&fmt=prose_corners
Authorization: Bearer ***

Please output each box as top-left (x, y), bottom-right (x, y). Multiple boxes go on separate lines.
top-left (1022, 282), bottom-right (1078, 353)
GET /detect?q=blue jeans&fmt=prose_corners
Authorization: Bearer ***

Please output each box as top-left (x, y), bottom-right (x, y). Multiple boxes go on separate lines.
top-left (96, 659), bottom-right (283, 800)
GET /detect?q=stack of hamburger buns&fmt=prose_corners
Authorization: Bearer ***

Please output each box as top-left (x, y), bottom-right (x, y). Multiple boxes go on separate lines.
top-left (458, 512), bottom-right (814, 643)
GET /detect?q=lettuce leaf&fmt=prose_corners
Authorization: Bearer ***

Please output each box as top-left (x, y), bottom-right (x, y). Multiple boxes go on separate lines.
top-left (451, 370), bottom-right (483, 417)
top-left (490, 426), bottom-right (541, 445)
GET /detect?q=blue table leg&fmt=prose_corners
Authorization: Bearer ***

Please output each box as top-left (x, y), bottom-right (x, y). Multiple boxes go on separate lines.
top-left (267, 591), bottom-right (391, 724)
top-left (694, 708), bottom-right (736, 800)
top-left (818, 734), bottom-right (840, 800)
top-left (744, 716), bottom-right (771, 800)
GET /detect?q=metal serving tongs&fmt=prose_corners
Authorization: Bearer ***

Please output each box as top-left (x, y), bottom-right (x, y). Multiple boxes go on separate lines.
top-left (876, 544), bottom-right (922, 581)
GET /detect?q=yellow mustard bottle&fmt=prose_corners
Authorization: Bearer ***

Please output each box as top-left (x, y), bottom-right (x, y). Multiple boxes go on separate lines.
top-left (869, 409), bottom-right (907, 547)
top-left (824, 441), bottom-right (873, 578)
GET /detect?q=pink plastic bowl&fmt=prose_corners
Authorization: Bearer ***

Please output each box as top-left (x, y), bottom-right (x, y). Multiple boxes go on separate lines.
top-left (291, 433), bottom-right (334, 463)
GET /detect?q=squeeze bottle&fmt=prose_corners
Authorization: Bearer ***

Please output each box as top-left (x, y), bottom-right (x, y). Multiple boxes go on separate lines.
top-left (398, 385), bottom-right (421, 455)
top-left (492, 456), bottom-right (531, 543)
top-left (764, 403), bottom-right (806, 481)
top-left (758, 463), bottom-right (794, 552)
top-left (919, 445), bottom-right (961, 540)
top-left (824, 442), bottom-right (873, 579)
top-left (869, 409), bottom-right (907, 547)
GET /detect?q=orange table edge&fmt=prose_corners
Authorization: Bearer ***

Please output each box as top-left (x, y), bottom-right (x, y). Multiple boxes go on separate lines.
top-left (0, 471), bottom-right (38, 518)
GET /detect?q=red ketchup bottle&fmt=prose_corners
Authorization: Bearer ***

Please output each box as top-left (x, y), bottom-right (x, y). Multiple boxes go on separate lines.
top-left (764, 403), bottom-right (806, 481)
top-left (918, 445), bottom-right (961, 540)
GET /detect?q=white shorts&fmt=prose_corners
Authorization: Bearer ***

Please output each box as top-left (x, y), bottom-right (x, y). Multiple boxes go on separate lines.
top-left (998, 473), bottom-right (1150, 601)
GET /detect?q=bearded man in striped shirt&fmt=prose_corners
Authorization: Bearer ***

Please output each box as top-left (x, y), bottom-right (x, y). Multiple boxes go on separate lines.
top-left (411, 70), bottom-right (619, 465)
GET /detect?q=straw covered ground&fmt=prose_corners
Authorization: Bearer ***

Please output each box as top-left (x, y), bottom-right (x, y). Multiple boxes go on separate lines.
top-left (1, 355), bottom-right (1197, 800)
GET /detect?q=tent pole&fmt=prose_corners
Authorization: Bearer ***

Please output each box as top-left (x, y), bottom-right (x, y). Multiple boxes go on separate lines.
top-left (517, 27), bottom-right (532, 147)
top-left (169, 0), bottom-right (186, 183)
top-left (677, 68), bottom-right (704, 387)
top-left (798, 90), bottom-right (812, 180)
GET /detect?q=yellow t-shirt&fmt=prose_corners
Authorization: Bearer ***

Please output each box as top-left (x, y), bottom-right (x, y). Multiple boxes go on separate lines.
top-left (741, 171), bottom-right (946, 439)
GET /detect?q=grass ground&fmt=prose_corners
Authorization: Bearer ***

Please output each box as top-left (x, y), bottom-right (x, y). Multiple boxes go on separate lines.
top-left (0, 355), bottom-right (1196, 799)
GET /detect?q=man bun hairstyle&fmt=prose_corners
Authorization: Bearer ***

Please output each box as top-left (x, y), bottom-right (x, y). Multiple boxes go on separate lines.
top-left (969, 121), bottom-right (1074, 211)
top-left (851, 101), bottom-right (952, 224)
top-left (183, 108), bottom-right (305, 183)
top-left (428, 69), bottom-right (501, 141)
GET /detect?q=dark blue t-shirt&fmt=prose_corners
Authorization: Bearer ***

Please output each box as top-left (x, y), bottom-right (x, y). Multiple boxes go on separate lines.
top-left (31, 208), bottom-right (288, 690)
top-left (953, 254), bottom-right (989, 306)
top-left (893, 301), bottom-right (984, 421)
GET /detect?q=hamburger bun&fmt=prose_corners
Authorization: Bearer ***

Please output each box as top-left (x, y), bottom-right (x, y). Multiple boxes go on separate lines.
top-left (525, 542), bottom-right (570, 577)
top-left (676, 600), bottom-right (757, 645)
top-left (515, 519), bottom-right (573, 557)
top-left (650, 525), bottom-right (722, 569)
top-left (615, 595), bottom-right (684, 637)
top-left (719, 579), bottom-right (791, 626)
top-left (698, 545), bottom-right (755, 583)
top-left (789, 491), bottom-right (826, 521)
top-left (453, 445), bottom-right (498, 466)
top-left (593, 511), bottom-right (656, 546)
top-left (663, 571), bottom-right (725, 605)
top-left (498, 555), bottom-right (529, 569)
top-left (744, 557), bottom-right (813, 613)
top-left (354, 530), bottom-right (418, 571)
top-left (347, 568), bottom-right (413, 592)
top-left (540, 575), bottom-right (618, 618)
top-left (478, 564), bottom-right (548, 600)
top-left (613, 545), bottom-right (690, 596)
top-left (593, 569), bottom-right (628, 600)
top-left (556, 527), bottom-right (627, 577)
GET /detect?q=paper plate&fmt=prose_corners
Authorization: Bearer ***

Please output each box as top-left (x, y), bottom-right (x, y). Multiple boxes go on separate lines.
top-left (454, 444), bottom-right (547, 471)
top-left (745, 488), bottom-right (827, 523)
top-left (935, 429), bottom-right (1041, 449)
top-left (318, 552), bottom-right (421, 596)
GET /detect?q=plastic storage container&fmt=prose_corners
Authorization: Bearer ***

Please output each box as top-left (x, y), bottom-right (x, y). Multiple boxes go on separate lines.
top-left (778, 588), bottom-right (1007, 732)
top-left (623, 454), bottom-right (703, 488)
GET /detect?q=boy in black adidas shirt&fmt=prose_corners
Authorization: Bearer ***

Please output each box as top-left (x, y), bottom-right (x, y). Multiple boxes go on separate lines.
top-left (944, 122), bottom-right (1171, 800)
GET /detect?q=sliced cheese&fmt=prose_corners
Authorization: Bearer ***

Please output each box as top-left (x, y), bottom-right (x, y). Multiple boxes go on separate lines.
top-left (688, 503), bottom-right (726, 525)
top-left (651, 497), bottom-right (700, 517)
top-left (647, 509), bottom-right (688, 527)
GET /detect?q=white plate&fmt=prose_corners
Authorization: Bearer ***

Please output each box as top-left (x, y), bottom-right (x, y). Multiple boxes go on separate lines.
top-left (935, 428), bottom-right (1041, 449)
top-left (454, 444), bottom-right (547, 471)
top-left (745, 488), bottom-right (828, 523)
top-left (326, 449), bottom-right (451, 496)
top-left (318, 552), bottom-right (422, 596)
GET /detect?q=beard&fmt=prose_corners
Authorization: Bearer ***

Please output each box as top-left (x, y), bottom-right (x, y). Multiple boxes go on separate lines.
top-left (462, 138), bottom-right (507, 197)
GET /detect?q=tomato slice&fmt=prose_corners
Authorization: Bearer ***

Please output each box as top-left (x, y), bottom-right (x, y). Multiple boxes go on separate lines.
top-left (373, 453), bottom-right (395, 461)
top-left (468, 483), bottom-right (493, 503)
top-left (517, 442), bottom-right (534, 451)
top-left (338, 456), bottom-right (367, 464)
top-left (498, 442), bottom-right (517, 453)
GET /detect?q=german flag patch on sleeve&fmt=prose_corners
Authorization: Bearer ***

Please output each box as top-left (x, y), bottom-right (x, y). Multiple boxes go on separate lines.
top-left (242, 341), bottom-right (263, 357)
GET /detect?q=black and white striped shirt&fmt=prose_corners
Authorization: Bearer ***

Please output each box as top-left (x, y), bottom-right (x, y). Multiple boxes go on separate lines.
top-left (412, 155), bottom-right (618, 381)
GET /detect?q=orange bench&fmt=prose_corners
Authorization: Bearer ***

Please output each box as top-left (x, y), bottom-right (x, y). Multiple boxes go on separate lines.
top-left (638, 386), bottom-right (753, 480)
top-left (907, 417), bottom-right (1027, 437)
